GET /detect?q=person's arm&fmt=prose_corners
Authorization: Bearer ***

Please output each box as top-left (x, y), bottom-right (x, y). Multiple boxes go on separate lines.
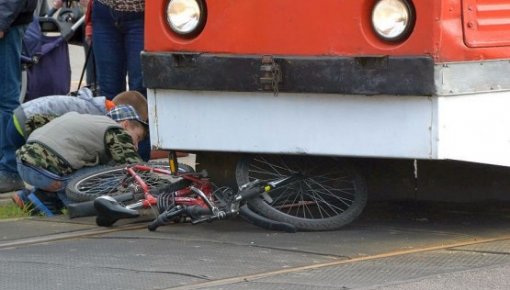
top-left (0, 0), bottom-right (26, 35)
top-left (104, 128), bottom-right (143, 164)
top-left (25, 114), bottom-right (57, 137)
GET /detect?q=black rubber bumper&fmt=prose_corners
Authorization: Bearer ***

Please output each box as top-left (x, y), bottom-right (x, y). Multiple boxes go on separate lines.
top-left (141, 52), bottom-right (435, 96)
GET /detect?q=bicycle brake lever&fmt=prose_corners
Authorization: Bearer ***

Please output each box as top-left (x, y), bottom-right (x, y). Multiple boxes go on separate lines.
top-left (191, 210), bottom-right (229, 225)
top-left (191, 216), bottom-right (216, 225)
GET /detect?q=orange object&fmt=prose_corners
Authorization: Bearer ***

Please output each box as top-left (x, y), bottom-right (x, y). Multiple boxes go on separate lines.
top-left (145, 0), bottom-right (510, 63)
top-left (104, 99), bottom-right (115, 111)
top-left (84, 0), bottom-right (93, 39)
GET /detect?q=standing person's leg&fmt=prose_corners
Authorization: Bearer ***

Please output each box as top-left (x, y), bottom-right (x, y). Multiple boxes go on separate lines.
top-left (124, 13), bottom-right (146, 96)
top-left (0, 26), bottom-right (27, 192)
top-left (0, 116), bottom-right (26, 191)
top-left (123, 12), bottom-right (149, 159)
top-left (91, 0), bottom-right (127, 100)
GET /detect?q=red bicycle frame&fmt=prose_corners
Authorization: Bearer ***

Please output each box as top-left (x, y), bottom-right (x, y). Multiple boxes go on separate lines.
top-left (125, 164), bottom-right (213, 210)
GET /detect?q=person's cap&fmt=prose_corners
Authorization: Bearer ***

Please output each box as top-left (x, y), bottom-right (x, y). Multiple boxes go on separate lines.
top-left (106, 105), bottom-right (148, 127)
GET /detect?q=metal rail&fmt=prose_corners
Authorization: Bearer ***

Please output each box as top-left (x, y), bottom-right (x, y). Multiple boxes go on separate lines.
top-left (168, 234), bottom-right (510, 290)
top-left (0, 223), bottom-right (145, 249)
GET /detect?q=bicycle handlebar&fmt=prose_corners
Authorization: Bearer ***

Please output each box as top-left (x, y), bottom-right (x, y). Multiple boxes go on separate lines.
top-left (126, 165), bottom-right (303, 232)
top-left (236, 174), bottom-right (302, 202)
top-left (148, 205), bottom-right (213, 231)
top-left (238, 186), bottom-right (265, 201)
top-left (190, 175), bottom-right (303, 227)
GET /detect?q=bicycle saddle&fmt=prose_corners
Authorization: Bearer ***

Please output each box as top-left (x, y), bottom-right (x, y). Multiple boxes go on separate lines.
top-left (94, 196), bottom-right (139, 227)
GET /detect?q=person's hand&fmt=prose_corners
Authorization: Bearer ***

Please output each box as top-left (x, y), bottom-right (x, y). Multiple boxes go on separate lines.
top-left (80, 0), bottom-right (89, 7)
top-left (0, 31), bottom-right (4, 39)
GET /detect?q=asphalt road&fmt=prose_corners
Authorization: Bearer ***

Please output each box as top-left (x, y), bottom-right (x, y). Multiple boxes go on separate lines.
top-left (2, 201), bottom-right (510, 290)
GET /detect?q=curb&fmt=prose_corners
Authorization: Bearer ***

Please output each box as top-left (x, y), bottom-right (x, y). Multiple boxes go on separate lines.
top-left (0, 196), bottom-right (13, 206)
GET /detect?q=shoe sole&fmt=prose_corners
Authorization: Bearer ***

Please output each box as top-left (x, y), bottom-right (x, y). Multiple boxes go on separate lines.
top-left (11, 193), bottom-right (26, 209)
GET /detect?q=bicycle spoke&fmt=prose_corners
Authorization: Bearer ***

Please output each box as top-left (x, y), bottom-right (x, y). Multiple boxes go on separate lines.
top-left (306, 178), bottom-right (354, 209)
top-left (238, 154), bottom-right (367, 230)
top-left (301, 181), bottom-right (343, 217)
top-left (252, 156), bottom-right (293, 177)
top-left (306, 186), bottom-right (347, 216)
top-left (251, 160), bottom-right (354, 219)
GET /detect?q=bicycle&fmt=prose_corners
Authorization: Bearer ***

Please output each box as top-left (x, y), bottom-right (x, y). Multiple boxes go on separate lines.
top-left (65, 152), bottom-right (368, 231)
top-left (65, 155), bottom-right (300, 232)
top-left (92, 168), bottom-right (302, 232)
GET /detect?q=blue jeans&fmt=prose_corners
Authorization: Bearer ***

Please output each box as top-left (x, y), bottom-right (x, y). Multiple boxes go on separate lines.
top-left (92, 0), bottom-right (146, 100)
top-left (17, 159), bottom-right (108, 194)
top-left (0, 116), bottom-right (25, 173)
top-left (0, 25), bottom-right (26, 174)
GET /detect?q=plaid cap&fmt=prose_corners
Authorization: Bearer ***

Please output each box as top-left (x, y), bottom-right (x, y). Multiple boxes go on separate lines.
top-left (106, 105), bottom-right (148, 127)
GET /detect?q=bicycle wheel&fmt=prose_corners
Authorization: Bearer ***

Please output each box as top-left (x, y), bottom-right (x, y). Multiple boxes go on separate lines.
top-left (236, 154), bottom-right (368, 231)
top-left (66, 165), bottom-right (189, 202)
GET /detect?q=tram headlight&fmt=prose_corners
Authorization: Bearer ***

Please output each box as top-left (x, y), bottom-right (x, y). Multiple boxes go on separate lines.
top-left (371, 0), bottom-right (415, 42)
top-left (166, 0), bottom-right (206, 36)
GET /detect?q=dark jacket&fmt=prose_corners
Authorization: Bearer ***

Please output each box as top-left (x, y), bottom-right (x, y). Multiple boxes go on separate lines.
top-left (0, 0), bottom-right (38, 32)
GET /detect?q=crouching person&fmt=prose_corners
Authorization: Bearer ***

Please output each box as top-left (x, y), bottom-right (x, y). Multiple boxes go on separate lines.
top-left (13, 105), bottom-right (147, 215)
top-left (0, 88), bottom-right (148, 193)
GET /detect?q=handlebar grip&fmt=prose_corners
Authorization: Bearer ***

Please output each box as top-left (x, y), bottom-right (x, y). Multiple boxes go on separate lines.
top-left (239, 186), bottom-right (264, 201)
top-left (191, 215), bottom-right (219, 225)
top-left (147, 216), bottom-right (164, 231)
top-left (148, 207), bottom-right (185, 231)
top-left (186, 205), bottom-right (211, 219)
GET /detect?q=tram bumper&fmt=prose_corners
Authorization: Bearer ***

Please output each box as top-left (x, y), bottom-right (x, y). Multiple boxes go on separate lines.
top-left (142, 52), bottom-right (510, 167)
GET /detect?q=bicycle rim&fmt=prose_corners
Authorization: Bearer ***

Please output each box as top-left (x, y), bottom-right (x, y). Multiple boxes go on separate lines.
top-left (66, 165), bottom-right (178, 202)
top-left (236, 154), bottom-right (368, 231)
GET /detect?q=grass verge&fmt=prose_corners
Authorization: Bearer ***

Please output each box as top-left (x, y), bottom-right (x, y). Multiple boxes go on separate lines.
top-left (0, 202), bottom-right (31, 219)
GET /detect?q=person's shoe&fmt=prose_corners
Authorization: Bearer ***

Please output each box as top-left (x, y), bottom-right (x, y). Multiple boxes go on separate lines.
top-left (11, 189), bottom-right (31, 210)
top-left (0, 171), bottom-right (25, 193)
top-left (27, 190), bottom-right (55, 216)
top-left (29, 190), bottom-right (65, 216)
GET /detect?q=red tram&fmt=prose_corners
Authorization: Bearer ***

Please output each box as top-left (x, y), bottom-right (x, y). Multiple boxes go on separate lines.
top-left (142, 0), bottom-right (510, 191)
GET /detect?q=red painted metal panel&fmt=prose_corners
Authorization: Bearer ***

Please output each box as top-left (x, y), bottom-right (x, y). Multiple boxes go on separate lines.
top-left (463, 0), bottom-right (510, 47)
top-left (145, 0), bottom-right (437, 56)
top-left (144, 0), bottom-right (510, 63)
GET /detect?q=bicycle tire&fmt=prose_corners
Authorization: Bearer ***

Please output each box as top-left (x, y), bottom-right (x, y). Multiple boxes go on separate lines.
top-left (236, 154), bottom-right (368, 231)
top-left (66, 164), bottom-right (190, 203)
